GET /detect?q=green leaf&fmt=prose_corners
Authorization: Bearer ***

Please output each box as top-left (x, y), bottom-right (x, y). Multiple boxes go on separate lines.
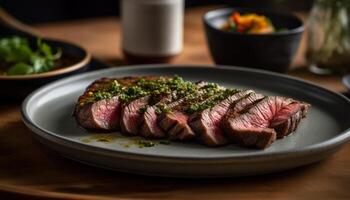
top-left (7, 62), bottom-right (33, 75)
top-left (37, 38), bottom-right (61, 61)
top-left (38, 39), bottom-right (53, 59)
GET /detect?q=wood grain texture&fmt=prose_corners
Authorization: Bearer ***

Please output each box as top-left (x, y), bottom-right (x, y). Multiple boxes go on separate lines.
top-left (0, 6), bottom-right (349, 200)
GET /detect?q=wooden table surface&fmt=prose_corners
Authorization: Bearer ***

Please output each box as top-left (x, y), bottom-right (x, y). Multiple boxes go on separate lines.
top-left (0, 6), bottom-right (349, 200)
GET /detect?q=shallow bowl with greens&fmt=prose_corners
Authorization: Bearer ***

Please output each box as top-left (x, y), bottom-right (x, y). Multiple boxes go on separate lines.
top-left (0, 36), bottom-right (91, 99)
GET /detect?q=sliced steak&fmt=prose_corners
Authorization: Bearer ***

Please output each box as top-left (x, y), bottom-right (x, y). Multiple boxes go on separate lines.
top-left (74, 77), bottom-right (140, 130)
top-left (75, 75), bottom-right (312, 150)
top-left (139, 95), bottom-right (172, 138)
top-left (189, 90), bottom-right (257, 146)
top-left (120, 95), bottom-right (151, 135)
top-left (223, 96), bottom-right (309, 148)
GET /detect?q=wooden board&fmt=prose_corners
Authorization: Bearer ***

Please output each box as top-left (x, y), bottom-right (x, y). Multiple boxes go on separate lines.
top-left (0, 6), bottom-right (349, 200)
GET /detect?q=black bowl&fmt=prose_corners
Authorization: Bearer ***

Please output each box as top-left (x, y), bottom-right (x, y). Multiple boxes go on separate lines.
top-left (203, 8), bottom-right (304, 73)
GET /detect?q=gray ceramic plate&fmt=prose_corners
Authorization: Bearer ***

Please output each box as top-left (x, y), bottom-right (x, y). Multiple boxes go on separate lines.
top-left (22, 65), bottom-right (350, 177)
top-left (343, 74), bottom-right (350, 92)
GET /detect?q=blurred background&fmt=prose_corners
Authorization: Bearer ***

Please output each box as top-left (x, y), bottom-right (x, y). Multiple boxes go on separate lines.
top-left (1, 0), bottom-right (313, 23)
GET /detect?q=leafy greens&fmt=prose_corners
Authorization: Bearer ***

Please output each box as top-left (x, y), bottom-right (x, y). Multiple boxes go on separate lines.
top-left (0, 36), bottom-right (62, 75)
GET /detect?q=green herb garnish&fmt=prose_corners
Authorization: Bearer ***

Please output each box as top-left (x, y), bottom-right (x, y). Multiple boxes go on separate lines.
top-left (137, 140), bottom-right (156, 148)
top-left (155, 102), bottom-right (171, 114)
top-left (93, 91), bottom-right (113, 100)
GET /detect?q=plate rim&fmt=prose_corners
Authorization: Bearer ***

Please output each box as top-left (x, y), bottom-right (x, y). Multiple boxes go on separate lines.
top-left (21, 64), bottom-right (350, 162)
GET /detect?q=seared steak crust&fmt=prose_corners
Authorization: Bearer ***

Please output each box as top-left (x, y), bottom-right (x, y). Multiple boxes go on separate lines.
top-left (231, 92), bottom-right (266, 114)
top-left (229, 128), bottom-right (277, 149)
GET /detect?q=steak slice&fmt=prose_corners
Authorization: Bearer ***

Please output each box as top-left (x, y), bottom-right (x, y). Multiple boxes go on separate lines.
top-left (139, 95), bottom-right (172, 138)
top-left (74, 77), bottom-right (140, 130)
top-left (188, 90), bottom-right (257, 146)
top-left (222, 96), bottom-right (309, 149)
top-left (159, 110), bottom-right (195, 140)
top-left (120, 95), bottom-right (151, 135)
top-left (75, 96), bottom-right (122, 130)
top-left (158, 83), bottom-right (214, 141)
top-left (270, 102), bottom-right (310, 138)
top-left (158, 98), bottom-right (200, 141)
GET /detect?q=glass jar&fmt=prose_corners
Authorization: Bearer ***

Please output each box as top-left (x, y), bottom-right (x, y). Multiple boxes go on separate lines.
top-left (306, 0), bottom-right (350, 74)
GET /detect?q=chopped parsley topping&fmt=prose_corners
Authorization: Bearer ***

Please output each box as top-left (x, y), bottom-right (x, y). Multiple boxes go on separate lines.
top-left (86, 76), bottom-right (198, 104)
top-left (93, 91), bottom-right (113, 100)
top-left (119, 85), bottom-right (149, 102)
top-left (80, 76), bottom-right (240, 114)
top-left (155, 102), bottom-right (171, 114)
